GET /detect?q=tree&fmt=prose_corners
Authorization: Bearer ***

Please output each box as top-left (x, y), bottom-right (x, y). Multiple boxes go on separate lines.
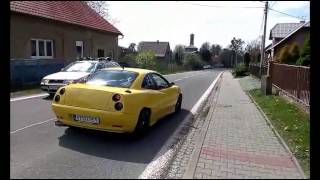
top-left (230, 37), bottom-right (245, 66)
top-left (173, 45), bottom-right (185, 65)
top-left (220, 48), bottom-right (233, 68)
top-left (287, 43), bottom-right (300, 65)
top-left (296, 35), bottom-right (310, 66)
top-left (183, 53), bottom-right (204, 70)
top-left (199, 42), bottom-right (211, 62)
top-left (84, 1), bottom-right (119, 25)
top-left (128, 43), bottom-right (136, 53)
top-left (245, 39), bottom-right (261, 63)
top-left (277, 45), bottom-right (290, 64)
top-left (119, 53), bottom-right (137, 67)
top-left (210, 44), bottom-right (222, 56)
top-left (135, 51), bottom-right (156, 69)
top-left (244, 52), bottom-right (251, 67)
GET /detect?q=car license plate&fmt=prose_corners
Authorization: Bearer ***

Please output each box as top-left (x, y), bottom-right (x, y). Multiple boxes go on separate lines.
top-left (48, 85), bottom-right (58, 90)
top-left (73, 114), bottom-right (100, 124)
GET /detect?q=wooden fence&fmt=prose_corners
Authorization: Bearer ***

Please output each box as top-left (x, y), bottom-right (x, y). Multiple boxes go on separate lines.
top-left (270, 62), bottom-right (310, 106)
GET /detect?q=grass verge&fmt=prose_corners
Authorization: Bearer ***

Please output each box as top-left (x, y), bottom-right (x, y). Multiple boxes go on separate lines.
top-left (249, 89), bottom-right (309, 177)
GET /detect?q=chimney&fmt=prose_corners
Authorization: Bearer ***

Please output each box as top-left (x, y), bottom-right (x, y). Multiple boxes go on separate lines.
top-left (190, 33), bottom-right (194, 46)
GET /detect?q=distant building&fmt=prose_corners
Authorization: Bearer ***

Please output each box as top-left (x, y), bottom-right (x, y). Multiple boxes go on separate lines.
top-left (185, 33), bottom-right (198, 53)
top-left (138, 41), bottom-right (172, 60)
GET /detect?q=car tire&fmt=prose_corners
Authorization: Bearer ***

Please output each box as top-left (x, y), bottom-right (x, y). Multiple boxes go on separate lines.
top-left (49, 93), bottom-right (55, 98)
top-left (134, 109), bottom-right (150, 136)
top-left (175, 94), bottom-right (182, 113)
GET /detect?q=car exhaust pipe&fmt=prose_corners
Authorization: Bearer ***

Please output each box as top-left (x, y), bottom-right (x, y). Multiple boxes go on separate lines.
top-left (55, 120), bottom-right (67, 127)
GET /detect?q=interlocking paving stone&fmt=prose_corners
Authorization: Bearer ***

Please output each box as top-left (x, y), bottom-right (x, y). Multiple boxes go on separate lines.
top-left (165, 72), bottom-right (304, 179)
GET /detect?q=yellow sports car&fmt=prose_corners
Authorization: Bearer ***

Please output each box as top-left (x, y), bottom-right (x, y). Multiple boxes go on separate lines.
top-left (52, 67), bottom-right (182, 134)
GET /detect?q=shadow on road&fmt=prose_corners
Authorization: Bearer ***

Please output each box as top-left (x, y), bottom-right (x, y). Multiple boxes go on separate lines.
top-left (57, 109), bottom-right (192, 164)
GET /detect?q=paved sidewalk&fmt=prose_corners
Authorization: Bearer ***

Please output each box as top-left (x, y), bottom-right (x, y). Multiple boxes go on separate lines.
top-left (166, 71), bottom-right (304, 179)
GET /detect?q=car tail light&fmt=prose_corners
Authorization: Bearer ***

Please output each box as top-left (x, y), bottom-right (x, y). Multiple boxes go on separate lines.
top-left (114, 102), bottom-right (123, 111)
top-left (54, 95), bottom-right (60, 102)
top-left (112, 94), bottom-right (121, 102)
top-left (59, 88), bottom-right (65, 95)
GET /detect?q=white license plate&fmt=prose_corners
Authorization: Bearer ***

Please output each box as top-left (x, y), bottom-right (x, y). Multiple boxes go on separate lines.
top-left (73, 114), bottom-right (100, 124)
top-left (48, 86), bottom-right (58, 90)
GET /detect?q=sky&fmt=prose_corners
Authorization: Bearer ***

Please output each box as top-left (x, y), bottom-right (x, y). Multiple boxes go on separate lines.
top-left (107, 1), bottom-right (310, 50)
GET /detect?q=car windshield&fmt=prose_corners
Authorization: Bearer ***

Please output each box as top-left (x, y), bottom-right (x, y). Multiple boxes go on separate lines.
top-left (85, 70), bottom-right (138, 88)
top-left (62, 61), bottom-right (96, 72)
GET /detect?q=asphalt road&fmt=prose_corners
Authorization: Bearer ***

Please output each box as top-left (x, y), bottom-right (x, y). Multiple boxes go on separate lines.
top-left (10, 69), bottom-right (222, 179)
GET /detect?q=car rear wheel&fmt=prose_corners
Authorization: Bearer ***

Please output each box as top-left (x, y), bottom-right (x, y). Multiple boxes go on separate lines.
top-left (134, 109), bottom-right (150, 136)
top-left (175, 94), bottom-right (182, 113)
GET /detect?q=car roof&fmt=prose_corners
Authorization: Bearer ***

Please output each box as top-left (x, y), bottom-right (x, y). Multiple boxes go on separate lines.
top-left (75, 60), bottom-right (118, 64)
top-left (100, 67), bottom-right (157, 74)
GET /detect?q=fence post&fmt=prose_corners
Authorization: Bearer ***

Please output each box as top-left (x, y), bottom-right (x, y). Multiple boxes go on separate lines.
top-left (297, 67), bottom-right (300, 99)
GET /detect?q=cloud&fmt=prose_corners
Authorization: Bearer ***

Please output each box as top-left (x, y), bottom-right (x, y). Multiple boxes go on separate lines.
top-left (108, 1), bottom-right (309, 49)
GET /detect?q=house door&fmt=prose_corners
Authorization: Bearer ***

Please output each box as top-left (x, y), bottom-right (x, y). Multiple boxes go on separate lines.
top-left (76, 41), bottom-right (84, 59)
top-left (98, 49), bottom-right (104, 57)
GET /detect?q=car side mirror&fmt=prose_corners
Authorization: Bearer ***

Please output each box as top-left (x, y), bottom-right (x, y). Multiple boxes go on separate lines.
top-left (169, 82), bottom-right (175, 87)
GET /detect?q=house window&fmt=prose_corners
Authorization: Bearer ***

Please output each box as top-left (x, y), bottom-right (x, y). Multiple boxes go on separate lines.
top-left (76, 41), bottom-right (84, 58)
top-left (31, 39), bottom-right (54, 59)
top-left (98, 49), bottom-right (104, 57)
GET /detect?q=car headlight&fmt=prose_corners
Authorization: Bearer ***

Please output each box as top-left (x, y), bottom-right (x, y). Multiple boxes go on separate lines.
top-left (41, 79), bottom-right (49, 84)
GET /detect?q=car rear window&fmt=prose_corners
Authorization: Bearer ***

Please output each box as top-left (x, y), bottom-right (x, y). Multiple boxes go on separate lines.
top-left (86, 70), bottom-right (138, 88)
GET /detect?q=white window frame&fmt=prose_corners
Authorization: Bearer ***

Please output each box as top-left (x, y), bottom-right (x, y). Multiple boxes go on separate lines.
top-left (76, 41), bottom-right (84, 58)
top-left (31, 39), bottom-right (54, 59)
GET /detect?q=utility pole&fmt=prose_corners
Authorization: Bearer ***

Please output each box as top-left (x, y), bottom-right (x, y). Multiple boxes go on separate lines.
top-left (259, 1), bottom-right (268, 77)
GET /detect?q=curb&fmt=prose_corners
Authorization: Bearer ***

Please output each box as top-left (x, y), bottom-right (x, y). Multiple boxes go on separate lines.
top-left (246, 91), bottom-right (307, 179)
top-left (182, 73), bottom-right (222, 179)
top-left (138, 71), bottom-right (224, 179)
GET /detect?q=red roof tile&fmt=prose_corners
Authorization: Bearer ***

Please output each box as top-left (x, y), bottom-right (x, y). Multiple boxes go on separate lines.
top-left (10, 1), bottom-right (122, 35)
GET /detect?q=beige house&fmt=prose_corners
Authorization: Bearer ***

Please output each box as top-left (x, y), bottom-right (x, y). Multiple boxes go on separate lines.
top-left (10, 1), bottom-right (122, 62)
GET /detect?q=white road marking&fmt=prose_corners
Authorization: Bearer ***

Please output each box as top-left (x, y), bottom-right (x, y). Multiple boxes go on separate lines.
top-left (10, 118), bottom-right (56, 134)
top-left (138, 71), bottom-right (224, 179)
top-left (173, 75), bottom-right (198, 82)
top-left (10, 93), bottom-right (49, 102)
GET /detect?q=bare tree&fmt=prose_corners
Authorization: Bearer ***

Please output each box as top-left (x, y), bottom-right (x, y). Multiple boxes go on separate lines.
top-left (200, 42), bottom-right (211, 62)
top-left (245, 39), bottom-right (261, 63)
top-left (173, 45), bottom-right (185, 65)
top-left (230, 37), bottom-right (245, 66)
top-left (84, 1), bottom-right (119, 25)
top-left (210, 44), bottom-right (222, 56)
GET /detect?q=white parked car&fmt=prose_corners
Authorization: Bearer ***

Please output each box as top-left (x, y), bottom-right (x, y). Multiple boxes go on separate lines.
top-left (40, 59), bottom-right (120, 96)
top-left (203, 65), bottom-right (212, 69)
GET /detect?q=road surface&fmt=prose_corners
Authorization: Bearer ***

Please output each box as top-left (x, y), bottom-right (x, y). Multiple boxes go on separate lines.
top-left (10, 69), bottom-right (222, 178)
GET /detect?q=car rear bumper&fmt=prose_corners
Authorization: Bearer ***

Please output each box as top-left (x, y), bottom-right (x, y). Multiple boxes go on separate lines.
top-left (52, 103), bottom-right (138, 133)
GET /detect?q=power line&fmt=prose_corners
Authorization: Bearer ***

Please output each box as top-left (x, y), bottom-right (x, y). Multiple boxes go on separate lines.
top-left (268, 7), bottom-right (308, 20)
top-left (270, 1), bottom-right (277, 8)
top-left (177, 1), bottom-right (264, 9)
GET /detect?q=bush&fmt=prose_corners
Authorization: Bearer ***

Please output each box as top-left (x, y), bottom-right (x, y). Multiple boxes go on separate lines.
top-left (296, 35), bottom-right (310, 66)
top-left (119, 53), bottom-right (137, 67)
top-left (183, 53), bottom-right (205, 70)
top-left (277, 45), bottom-right (290, 64)
top-left (232, 63), bottom-right (249, 77)
top-left (287, 43), bottom-right (300, 64)
top-left (134, 51), bottom-right (156, 69)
